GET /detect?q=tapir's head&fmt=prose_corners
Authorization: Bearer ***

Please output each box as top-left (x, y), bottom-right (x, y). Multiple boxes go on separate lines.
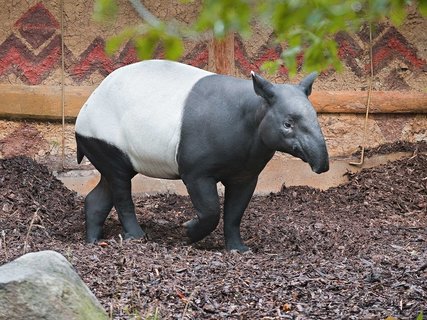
top-left (252, 71), bottom-right (329, 174)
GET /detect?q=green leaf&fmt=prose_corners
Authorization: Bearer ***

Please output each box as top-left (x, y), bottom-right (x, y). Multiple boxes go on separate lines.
top-left (260, 60), bottom-right (281, 74)
top-left (419, 1), bottom-right (427, 16)
top-left (389, 0), bottom-right (407, 25)
top-left (163, 36), bottom-right (184, 60)
top-left (94, 0), bottom-right (427, 74)
top-left (416, 310), bottom-right (423, 320)
top-left (134, 31), bottom-right (159, 60)
top-left (194, 0), bottom-right (252, 38)
top-left (390, 9), bottom-right (406, 25)
top-left (105, 27), bottom-right (136, 56)
top-left (282, 46), bottom-right (302, 77)
top-left (106, 36), bottom-right (124, 56)
top-left (93, 0), bottom-right (117, 22)
top-left (282, 46), bottom-right (302, 58)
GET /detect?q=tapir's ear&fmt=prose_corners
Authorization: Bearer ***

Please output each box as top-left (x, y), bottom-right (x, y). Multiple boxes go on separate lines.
top-left (299, 72), bottom-right (318, 96)
top-left (251, 71), bottom-right (275, 103)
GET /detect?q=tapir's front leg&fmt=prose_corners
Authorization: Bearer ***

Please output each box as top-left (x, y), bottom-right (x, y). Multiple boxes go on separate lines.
top-left (223, 177), bottom-right (258, 252)
top-left (183, 176), bottom-right (221, 243)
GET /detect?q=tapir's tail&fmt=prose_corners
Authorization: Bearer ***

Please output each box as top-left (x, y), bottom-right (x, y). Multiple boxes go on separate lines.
top-left (76, 133), bottom-right (84, 164)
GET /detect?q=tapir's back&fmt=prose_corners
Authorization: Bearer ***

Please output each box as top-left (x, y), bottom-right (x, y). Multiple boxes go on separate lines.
top-left (75, 60), bottom-right (213, 179)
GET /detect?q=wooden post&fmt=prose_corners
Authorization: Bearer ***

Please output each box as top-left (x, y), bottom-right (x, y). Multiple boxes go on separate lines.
top-left (209, 33), bottom-right (235, 75)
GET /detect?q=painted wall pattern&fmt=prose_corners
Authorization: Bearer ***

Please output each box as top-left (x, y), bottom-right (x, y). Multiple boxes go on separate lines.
top-left (0, 2), bottom-right (425, 90)
top-left (0, 2), bottom-right (208, 85)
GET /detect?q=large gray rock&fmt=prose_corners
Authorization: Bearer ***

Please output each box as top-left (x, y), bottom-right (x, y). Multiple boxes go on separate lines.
top-left (0, 250), bottom-right (107, 320)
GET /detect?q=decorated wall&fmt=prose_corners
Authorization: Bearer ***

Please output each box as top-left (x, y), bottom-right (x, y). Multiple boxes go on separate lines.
top-left (0, 0), bottom-right (426, 170)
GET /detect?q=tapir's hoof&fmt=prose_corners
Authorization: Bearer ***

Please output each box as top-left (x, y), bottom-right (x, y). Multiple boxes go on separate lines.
top-left (86, 238), bottom-right (100, 244)
top-left (123, 230), bottom-right (146, 241)
top-left (183, 217), bottom-right (219, 244)
top-left (182, 219), bottom-right (199, 243)
top-left (176, 223), bottom-right (191, 244)
top-left (226, 243), bottom-right (251, 253)
top-left (182, 219), bottom-right (196, 229)
top-left (86, 235), bottom-right (102, 244)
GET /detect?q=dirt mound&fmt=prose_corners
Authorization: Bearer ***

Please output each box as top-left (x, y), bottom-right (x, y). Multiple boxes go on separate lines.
top-left (0, 156), bottom-right (83, 243)
top-left (0, 145), bottom-right (426, 319)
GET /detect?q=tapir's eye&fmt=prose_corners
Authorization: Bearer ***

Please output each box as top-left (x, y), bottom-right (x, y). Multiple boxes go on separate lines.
top-left (283, 121), bottom-right (293, 129)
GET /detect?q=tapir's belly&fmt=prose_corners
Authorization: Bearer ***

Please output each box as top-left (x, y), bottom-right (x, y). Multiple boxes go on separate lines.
top-left (75, 60), bottom-right (213, 179)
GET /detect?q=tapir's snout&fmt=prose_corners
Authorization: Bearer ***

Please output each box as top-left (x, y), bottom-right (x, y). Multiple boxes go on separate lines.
top-left (296, 130), bottom-right (329, 174)
top-left (291, 140), bottom-right (329, 174)
top-left (308, 141), bottom-right (329, 174)
top-left (312, 158), bottom-right (329, 174)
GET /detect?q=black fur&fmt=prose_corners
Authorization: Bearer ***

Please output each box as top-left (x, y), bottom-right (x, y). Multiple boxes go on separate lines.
top-left (75, 133), bottom-right (136, 180)
top-left (75, 133), bottom-right (144, 242)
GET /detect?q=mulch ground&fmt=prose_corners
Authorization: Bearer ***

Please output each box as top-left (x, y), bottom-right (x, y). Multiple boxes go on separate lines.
top-left (0, 142), bottom-right (426, 319)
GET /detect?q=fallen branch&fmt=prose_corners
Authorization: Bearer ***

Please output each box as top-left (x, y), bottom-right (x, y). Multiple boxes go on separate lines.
top-left (1, 230), bottom-right (8, 260)
top-left (23, 208), bottom-right (40, 254)
top-left (181, 286), bottom-right (200, 319)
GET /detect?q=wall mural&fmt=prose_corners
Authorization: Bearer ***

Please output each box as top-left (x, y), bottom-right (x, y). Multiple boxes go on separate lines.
top-left (0, 3), bottom-right (61, 85)
top-left (0, 2), bottom-right (425, 87)
top-left (336, 24), bottom-right (426, 89)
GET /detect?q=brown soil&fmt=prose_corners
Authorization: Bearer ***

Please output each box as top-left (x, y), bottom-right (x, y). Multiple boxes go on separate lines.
top-left (353, 140), bottom-right (427, 158)
top-left (0, 122), bottom-right (48, 158)
top-left (0, 143), bottom-right (426, 319)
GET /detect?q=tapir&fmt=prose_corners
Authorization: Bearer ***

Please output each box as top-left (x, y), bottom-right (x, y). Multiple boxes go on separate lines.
top-left (75, 59), bottom-right (329, 252)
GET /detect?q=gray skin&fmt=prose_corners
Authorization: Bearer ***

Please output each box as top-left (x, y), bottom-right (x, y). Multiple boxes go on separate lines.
top-left (76, 71), bottom-right (329, 252)
top-left (177, 72), bottom-right (329, 252)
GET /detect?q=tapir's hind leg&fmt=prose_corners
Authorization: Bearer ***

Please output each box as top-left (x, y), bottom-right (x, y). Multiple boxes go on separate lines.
top-left (76, 133), bottom-right (145, 242)
top-left (85, 175), bottom-right (113, 243)
top-left (109, 176), bottom-right (145, 240)
top-left (86, 175), bottom-right (144, 242)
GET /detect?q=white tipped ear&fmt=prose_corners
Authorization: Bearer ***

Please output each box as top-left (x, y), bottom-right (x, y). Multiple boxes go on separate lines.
top-left (251, 71), bottom-right (275, 103)
top-left (299, 72), bottom-right (318, 96)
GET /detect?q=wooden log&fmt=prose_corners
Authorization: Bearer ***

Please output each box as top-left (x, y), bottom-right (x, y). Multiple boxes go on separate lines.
top-left (0, 84), bottom-right (426, 120)
top-left (0, 84), bottom-right (93, 120)
top-left (311, 90), bottom-right (427, 114)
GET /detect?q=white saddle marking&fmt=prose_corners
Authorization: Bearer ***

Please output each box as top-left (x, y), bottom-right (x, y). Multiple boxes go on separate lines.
top-left (75, 60), bottom-right (213, 178)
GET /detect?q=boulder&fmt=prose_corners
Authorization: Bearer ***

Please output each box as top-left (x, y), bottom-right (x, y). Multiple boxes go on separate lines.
top-left (0, 250), bottom-right (107, 320)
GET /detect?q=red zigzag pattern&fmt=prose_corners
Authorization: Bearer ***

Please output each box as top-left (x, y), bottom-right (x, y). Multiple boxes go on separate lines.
top-left (0, 3), bottom-right (210, 85)
top-left (0, 2), bottom-right (425, 85)
top-left (0, 34), bottom-right (61, 85)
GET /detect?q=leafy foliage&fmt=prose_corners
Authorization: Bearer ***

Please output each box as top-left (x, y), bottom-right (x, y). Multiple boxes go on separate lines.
top-left (94, 0), bottom-right (425, 75)
top-left (93, 0), bottom-right (118, 22)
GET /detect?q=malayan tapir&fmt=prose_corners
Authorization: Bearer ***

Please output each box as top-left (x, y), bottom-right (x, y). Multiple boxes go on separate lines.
top-left (75, 59), bottom-right (329, 252)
